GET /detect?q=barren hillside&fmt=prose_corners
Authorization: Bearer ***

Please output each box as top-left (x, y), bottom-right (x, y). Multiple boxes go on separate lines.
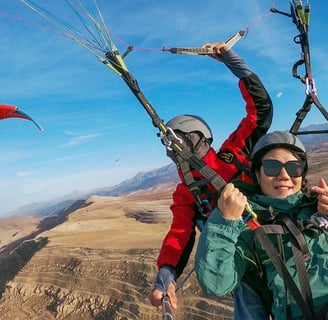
top-left (0, 189), bottom-right (233, 320)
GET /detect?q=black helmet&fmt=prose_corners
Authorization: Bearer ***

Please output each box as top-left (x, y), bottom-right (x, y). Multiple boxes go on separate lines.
top-left (251, 131), bottom-right (308, 175)
top-left (166, 114), bottom-right (213, 144)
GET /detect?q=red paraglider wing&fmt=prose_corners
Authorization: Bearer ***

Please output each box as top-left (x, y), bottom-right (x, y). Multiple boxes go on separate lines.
top-left (0, 104), bottom-right (43, 131)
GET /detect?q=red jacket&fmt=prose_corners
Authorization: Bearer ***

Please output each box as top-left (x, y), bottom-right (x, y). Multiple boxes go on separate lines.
top-left (157, 73), bottom-right (273, 276)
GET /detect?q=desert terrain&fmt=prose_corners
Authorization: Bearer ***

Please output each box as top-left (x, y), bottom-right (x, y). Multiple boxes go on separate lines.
top-left (0, 184), bottom-right (233, 320)
top-left (0, 149), bottom-right (327, 320)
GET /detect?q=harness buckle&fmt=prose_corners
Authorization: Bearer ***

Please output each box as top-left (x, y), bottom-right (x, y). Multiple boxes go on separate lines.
top-left (218, 151), bottom-right (234, 163)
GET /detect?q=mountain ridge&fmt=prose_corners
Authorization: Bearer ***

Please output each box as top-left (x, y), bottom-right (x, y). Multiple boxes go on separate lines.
top-left (6, 163), bottom-right (179, 217)
top-left (6, 123), bottom-right (328, 218)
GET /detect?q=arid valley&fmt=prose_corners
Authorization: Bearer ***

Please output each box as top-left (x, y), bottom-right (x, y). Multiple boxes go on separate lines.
top-left (0, 185), bottom-right (234, 320)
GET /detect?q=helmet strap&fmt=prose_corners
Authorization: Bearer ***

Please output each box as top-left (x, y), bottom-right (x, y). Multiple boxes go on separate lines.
top-left (191, 135), bottom-right (210, 159)
top-left (185, 132), bottom-right (210, 159)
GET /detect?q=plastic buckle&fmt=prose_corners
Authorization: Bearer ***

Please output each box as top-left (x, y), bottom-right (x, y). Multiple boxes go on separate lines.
top-left (218, 151), bottom-right (234, 163)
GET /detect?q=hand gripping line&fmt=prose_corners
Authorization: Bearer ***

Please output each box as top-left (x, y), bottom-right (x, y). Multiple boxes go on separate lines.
top-left (162, 30), bottom-right (246, 55)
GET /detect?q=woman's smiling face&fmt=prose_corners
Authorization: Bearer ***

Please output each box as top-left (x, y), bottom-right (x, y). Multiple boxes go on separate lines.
top-left (255, 148), bottom-right (303, 198)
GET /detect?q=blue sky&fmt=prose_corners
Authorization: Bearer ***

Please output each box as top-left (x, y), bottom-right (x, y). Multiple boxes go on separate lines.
top-left (0, 0), bottom-right (327, 215)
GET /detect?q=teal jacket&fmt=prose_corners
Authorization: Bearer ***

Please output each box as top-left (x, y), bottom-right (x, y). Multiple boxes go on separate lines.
top-left (195, 183), bottom-right (328, 319)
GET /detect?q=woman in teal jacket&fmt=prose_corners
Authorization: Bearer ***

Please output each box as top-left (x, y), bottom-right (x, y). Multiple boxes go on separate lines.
top-left (195, 131), bottom-right (328, 319)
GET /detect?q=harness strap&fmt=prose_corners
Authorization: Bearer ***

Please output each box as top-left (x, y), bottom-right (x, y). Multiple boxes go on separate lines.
top-left (173, 157), bottom-right (212, 288)
top-left (291, 241), bottom-right (315, 318)
top-left (279, 216), bottom-right (309, 257)
top-left (290, 91), bottom-right (328, 135)
top-left (254, 223), bottom-right (316, 319)
top-left (177, 156), bottom-right (208, 231)
top-left (278, 216), bottom-right (316, 318)
top-left (171, 136), bottom-right (226, 192)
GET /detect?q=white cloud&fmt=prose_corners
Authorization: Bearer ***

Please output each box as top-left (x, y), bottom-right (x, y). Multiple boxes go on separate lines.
top-left (16, 170), bottom-right (38, 177)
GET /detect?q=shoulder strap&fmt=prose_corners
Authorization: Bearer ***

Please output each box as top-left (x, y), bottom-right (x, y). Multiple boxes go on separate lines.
top-left (177, 156), bottom-right (209, 231)
top-left (254, 219), bottom-right (316, 320)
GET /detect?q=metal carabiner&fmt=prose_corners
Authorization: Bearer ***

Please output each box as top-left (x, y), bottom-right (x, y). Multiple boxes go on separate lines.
top-left (160, 127), bottom-right (183, 151)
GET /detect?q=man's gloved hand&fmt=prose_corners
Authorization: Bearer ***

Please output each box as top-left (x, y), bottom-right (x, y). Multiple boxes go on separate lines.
top-left (149, 265), bottom-right (178, 310)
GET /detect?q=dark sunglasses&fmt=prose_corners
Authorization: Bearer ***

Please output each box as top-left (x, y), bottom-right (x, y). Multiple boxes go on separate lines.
top-left (261, 159), bottom-right (305, 178)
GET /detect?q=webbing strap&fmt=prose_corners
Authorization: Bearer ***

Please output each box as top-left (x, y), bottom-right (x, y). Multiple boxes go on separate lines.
top-left (197, 164), bottom-right (226, 192)
top-left (279, 216), bottom-right (309, 257)
top-left (254, 224), bottom-right (315, 319)
top-left (290, 91), bottom-right (328, 135)
top-left (179, 157), bottom-right (195, 190)
top-left (279, 216), bottom-right (315, 317)
top-left (179, 158), bottom-right (205, 212)
top-left (172, 138), bottom-right (226, 193)
top-left (177, 156), bottom-right (210, 231)
top-left (291, 243), bottom-right (315, 317)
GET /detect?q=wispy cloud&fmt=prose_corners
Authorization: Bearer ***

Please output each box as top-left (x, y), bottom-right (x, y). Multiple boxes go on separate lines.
top-left (16, 170), bottom-right (38, 177)
top-left (61, 132), bottom-right (106, 147)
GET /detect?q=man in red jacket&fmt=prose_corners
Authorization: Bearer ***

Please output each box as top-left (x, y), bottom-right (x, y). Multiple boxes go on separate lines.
top-left (150, 42), bottom-right (273, 319)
